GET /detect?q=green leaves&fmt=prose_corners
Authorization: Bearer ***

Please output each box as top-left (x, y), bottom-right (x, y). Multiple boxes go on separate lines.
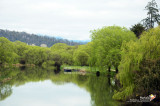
top-left (130, 23), bottom-right (145, 38)
top-left (73, 44), bottom-right (91, 66)
top-left (90, 26), bottom-right (137, 72)
top-left (114, 26), bottom-right (160, 100)
top-left (50, 43), bottom-right (75, 65)
top-left (0, 37), bottom-right (18, 64)
top-left (24, 46), bottom-right (47, 65)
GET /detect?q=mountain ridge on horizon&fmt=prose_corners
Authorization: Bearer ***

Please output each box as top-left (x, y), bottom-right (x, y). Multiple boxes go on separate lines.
top-left (37, 34), bottom-right (91, 42)
top-left (0, 29), bottom-right (88, 47)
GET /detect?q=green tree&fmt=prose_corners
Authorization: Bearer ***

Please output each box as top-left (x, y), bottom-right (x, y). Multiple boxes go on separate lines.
top-left (73, 50), bottom-right (89, 66)
top-left (0, 37), bottom-right (18, 64)
top-left (113, 26), bottom-right (160, 100)
top-left (14, 41), bottom-right (28, 57)
top-left (90, 26), bottom-right (137, 73)
top-left (24, 46), bottom-right (47, 65)
top-left (13, 41), bottom-right (29, 64)
top-left (50, 43), bottom-right (69, 50)
top-left (130, 23), bottom-right (145, 38)
top-left (73, 43), bottom-right (91, 66)
top-left (50, 43), bottom-right (75, 65)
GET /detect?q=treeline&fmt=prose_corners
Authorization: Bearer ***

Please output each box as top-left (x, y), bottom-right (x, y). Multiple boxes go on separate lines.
top-left (0, 37), bottom-right (90, 68)
top-left (0, 29), bottom-right (86, 47)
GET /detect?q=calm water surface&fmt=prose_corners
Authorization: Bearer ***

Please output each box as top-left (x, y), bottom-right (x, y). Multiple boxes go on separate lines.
top-left (0, 67), bottom-right (119, 106)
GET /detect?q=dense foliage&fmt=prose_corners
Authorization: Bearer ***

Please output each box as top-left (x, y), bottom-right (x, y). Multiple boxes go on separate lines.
top-left (130, 23), bottom-right (145, 38)
top-left (0, 37), bottom-right (90, 67)
top-left (73, 43), bottom-right (91, 66)
top-left (89, 26), bottom-right (137, 72)
top-left (50, 43), bottom-right (76, 65)
top-left (0, 37), bottom-right (18, 64)
top-left (0, 29), bottom-right (86, 47)
top-left (113, 26), bottom-right (160, 100)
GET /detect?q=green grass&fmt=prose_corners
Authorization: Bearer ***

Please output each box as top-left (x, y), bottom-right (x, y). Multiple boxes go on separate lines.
top-left (61, 65), bottom-right (117, 78)
top-left (61, 65), bottom-right (116, 73)
top-left (61, 65), bottom-right (91, 71)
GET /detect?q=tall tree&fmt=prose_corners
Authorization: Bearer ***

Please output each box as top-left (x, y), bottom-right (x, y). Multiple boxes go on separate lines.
top-left (90, 26), bottom-right (137, 73)
top-left (142, 0), bottom-right (160, 29)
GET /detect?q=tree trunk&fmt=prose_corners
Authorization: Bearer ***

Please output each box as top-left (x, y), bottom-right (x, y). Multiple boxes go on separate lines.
top-left (116, 67), bottom-right (119, 73)
top-left (108, 66), bottom-right (111, 72)
top-left (108, 77), bottom-right (111, 85)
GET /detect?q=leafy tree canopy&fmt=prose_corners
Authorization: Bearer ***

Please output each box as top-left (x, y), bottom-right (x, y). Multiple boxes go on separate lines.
top-left (90, 26), bottom-right (137, 72)
top-left (130, 23), bottom-right (145, 38)
top-left (113, 26), bottom-right (160, 100)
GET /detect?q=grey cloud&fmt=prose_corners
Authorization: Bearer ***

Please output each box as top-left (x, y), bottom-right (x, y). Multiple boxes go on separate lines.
top-left (0, 0), bottom-right (160, 40)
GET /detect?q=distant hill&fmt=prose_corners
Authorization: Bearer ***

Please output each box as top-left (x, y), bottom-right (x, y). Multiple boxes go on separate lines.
top-left (0, 29), bottom-right (87, 47)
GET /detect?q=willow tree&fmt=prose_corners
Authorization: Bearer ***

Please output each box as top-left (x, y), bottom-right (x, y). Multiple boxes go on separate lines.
top-left (90, 26), bottom-right (137, 73)
top-left (24, 46), bottom-right (48, 65)
top-left (0, 37), bottom-right (18, 64)
top-left (73, 43), bottom-right (91, 66)
top-left (142, 0), bottom-right (160, 29)
top-left (113, 26), bottom-right (160, 100)
top-left (14, 41), bottom-right (28, 57)
top-left (50, 43), bottom-right (76, 65)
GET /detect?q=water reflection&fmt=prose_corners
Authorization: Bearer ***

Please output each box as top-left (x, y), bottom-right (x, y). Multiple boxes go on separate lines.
top-left (0, 84), bottom-right (12, 101)
top-left (0, 67), bottom-right (119, 106)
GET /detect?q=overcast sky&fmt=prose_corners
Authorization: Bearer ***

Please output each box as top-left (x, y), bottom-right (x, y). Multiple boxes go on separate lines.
top-left (0, 0), bottom-right (160, 40)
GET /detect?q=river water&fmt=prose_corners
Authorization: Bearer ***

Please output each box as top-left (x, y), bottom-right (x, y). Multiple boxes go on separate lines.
top-left (0, 67), bottom-right (119, 106)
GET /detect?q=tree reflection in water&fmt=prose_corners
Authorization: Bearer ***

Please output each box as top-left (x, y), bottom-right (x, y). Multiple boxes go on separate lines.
top-left (0, 84), bottom-right (12, 101)
top-left (0, 67), bottom-right (119, 106)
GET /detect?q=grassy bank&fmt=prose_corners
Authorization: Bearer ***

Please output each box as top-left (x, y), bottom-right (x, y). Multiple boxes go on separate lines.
top-left (61, 65), bottom-right (116, 72)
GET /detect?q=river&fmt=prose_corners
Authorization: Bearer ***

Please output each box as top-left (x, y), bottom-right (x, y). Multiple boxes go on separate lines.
top-left (0, 66), bottom-right (119, 106)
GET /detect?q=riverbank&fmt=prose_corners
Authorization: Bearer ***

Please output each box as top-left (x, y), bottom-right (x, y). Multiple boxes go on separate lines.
top-left (62, 65), bottom-right (116, 72)
top-left (0, 63), bottom-right (35, 67)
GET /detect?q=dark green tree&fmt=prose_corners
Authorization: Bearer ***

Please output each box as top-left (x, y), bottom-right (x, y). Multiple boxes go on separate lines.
top-left (130, 23), bottom-right (145, 38)
top-left (142, 0), bottom-right (160, 29)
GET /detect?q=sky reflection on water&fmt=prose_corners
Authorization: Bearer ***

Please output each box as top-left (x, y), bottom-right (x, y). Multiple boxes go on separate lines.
top-left (0, 80), bottom-right (90, 106)
top-left (0, 67), bottom-right (119, 106)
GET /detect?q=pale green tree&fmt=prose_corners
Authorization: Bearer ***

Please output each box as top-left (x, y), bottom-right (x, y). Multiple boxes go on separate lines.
top-left (0, 37), bottom-right (18, 64)
top-left (90, 26), bottom-right (137, 73)
top-left (113, 26), bottom-right (160, 100)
